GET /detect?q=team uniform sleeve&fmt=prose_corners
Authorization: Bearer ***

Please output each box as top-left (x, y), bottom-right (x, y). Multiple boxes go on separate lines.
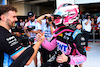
top-left (41, 38), bottom-right (57, 51)
top-left (2, 35), bottom-right (35, 67)
top-left (2, 36), bottom-right (23, 55)
top-left (25, 22), bottom-right (28, 27)
top-left (10, 47), bottom-right (34, 67)
top-left (97, 17), bottom-right (100, 23)
top-left (68, 33), bottom-right (87, 65)
top-left (75, 34), bottom-right (86, 55)
top-left (37, 23), bottom-right (42, 30)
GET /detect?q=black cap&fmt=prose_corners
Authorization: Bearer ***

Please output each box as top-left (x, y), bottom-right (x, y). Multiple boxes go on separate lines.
top-left (28, 12), bottom-right (34, 17)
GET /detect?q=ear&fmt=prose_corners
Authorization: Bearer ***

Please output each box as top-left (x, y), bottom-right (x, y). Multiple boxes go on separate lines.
top-left (0, 15), bottom-right (6, 21)
top-left (34, 15), bottom-right (35, 17)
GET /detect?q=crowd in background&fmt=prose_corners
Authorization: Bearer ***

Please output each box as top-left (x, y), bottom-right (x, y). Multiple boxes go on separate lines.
top-left (13, 13), bottom-right (100, 37)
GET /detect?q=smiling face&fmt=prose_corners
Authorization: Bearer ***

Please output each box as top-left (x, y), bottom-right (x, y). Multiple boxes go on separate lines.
top-left (4, 11), bottom-right (18, 29)
top-left (0, 5), bottom-right (18, 30)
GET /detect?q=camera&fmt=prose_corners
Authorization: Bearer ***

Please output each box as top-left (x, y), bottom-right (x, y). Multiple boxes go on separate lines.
top-left (27, 26), bottom-right (35, 31)
top-left (20, 35), bottom-right (34, 47)
top-left (84, 15), bottom-right (91, 19)
top-left (83, 13), bottom-right (91, 19)
top-left (44, 16), bottom-right (52, 22)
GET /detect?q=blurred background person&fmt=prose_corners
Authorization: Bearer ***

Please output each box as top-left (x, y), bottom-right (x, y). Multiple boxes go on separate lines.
top-left (96, 15), bottom-right (100, 37)
top-left (82, 13), bottom-right (94, 51)
top-left (19, 19), bottom-right (25, 33)
top-left (37, 14), bottom-right (56, 41)
top-left (24, 12), bottom-right (42, 43)
top-left (11, 21), bottom-right (21, 38)
top-left (24, 12), bottom-right (42, 67)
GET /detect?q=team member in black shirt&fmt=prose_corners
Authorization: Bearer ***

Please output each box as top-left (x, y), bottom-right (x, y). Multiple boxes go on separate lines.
top-left (0, 5), bottom-right (44, 67)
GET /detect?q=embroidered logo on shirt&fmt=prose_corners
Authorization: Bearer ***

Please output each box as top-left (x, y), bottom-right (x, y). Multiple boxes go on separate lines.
top-left (6, 36), bottom-right (18, 46)
top-left (56, 40), bottom-right (68, 55)
top-left (75, 61), bottom-right (84, 64)
top-left (58, 33), bottom-right (63, 37)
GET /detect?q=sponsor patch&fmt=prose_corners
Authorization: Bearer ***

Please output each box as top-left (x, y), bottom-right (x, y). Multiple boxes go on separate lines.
top-left (56, 40), bottom-right (68, 55)
top-left (6, 36), bottom-right (18, 46)
top-left (58, 33), bottom-right (63, 37)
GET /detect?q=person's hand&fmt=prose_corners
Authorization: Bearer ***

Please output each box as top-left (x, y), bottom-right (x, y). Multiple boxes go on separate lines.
top-left (15, 32), bottom-right (21, 37)
top-left (76, 24), bottom-right (82, 30)
top-left (45, 14), bottom-right (51, 17)
top-left (35, 32), bottom-right (45, 42)
top-left (49, 21), bottom-right (52, 25)
top-left (91, 18), bottom-right (94, 21)
top-left (46, 20), bottom-right (53, 25)
top-left (56, 52), bottom-right (68, 63)
top-left (87, 18), bottom-right (90, 21)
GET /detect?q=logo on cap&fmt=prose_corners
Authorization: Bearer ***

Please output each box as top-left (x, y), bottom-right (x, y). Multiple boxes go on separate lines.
top-left (28, 12), bottom-right (34, 17)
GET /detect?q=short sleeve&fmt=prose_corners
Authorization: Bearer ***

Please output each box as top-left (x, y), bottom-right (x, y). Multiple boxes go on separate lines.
top-left (1, 35), bottom-right (22, 55)
top-left (25, 22), bottom-right (28, 26)
top-left (37, 23), bottom-right (42, 30)
top-left (97, 17), bottom-right (100, 23)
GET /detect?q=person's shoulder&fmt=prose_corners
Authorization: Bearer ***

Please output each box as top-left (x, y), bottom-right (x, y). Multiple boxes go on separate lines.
top-left (72, 29), bottom-right (82, 40)
top-left (0, 27), bottom-right (11, 39)
top-left (36, 22), bottom-right (41, 26)
top-left (25, 21), bottom-right (30, 24)
top-left (41, 19), bottom-right (46, 22)
top-left (82, 19), bottom-right (87, 22)
top-left (98, 16), bottom-right (100, 19)
top-left (0, 26), bottom-right (7, 33)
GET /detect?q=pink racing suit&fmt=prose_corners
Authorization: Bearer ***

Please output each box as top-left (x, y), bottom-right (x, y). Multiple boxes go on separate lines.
top-left (42, 28), bottom-right (86, 66)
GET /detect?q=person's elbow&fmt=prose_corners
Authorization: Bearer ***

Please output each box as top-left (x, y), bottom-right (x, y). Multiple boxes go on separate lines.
top-left (25, 61), bottom-right (32, 66)
top-left (85, 23), bottom-right (88, 25)
top-left (37, 20), bottom-right (41, 24)
top-left (36, 19), bottom-right (40, 22)
top-left (11, 49), bottom-right (25, 60)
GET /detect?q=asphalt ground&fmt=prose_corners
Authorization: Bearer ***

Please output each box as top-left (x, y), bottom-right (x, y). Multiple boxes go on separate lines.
top-left (83, 42), bottom-right (100, 67)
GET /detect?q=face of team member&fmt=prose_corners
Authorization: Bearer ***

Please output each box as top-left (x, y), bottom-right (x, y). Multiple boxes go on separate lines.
top-left (51, 16), bottom-right (54, 21)
top-left (0, 5), bottom-right (18, 30)
top-left (2, 11), bottom-right (18, 29)
top-left (30, 15), bottom-right (35, 22)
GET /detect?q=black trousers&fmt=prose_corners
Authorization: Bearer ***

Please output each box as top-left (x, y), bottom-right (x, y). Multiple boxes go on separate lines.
top-left (41, 47), bottom-right (57, 63)
top-left (82, 31), bottom-right (90, 47)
